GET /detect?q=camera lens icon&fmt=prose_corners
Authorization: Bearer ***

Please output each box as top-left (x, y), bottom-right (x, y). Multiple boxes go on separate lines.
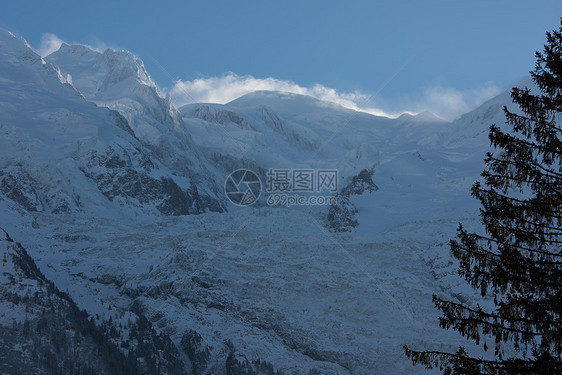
top-left (224, 169), bottom-right (262, 206)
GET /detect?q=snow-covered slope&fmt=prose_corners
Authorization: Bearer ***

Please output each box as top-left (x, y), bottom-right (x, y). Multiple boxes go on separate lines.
top-left (0, 226), bottom-right (189, 374)
top-left (0, 28), bottom-right (529, 375)
top-left (0, 226), bottom-right (127, 374)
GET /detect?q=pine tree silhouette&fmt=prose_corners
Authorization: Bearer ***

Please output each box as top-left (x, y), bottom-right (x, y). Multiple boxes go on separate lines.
top-left (404, 18), bottom-right (562, 375)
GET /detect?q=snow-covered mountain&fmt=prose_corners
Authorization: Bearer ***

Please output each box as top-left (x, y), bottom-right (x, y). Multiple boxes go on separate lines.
top-left (45, 42), bottom-right (230, 208)
top-left (0, 28), bottom-right (527, 374)
top-left (180, 90), bottom-right (449, 178)
top-left (0, 30), bottom-right (224, 217)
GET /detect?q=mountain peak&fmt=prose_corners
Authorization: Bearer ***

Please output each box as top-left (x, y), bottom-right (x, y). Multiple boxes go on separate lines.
top-left (46, 43), bottom-right (156, 99)
top-left (56, 42), bottom-right (95, 58)
top-left (226, 90), bottom-right (359, 119)
top-left (0, 28), bottom-right (42, 65)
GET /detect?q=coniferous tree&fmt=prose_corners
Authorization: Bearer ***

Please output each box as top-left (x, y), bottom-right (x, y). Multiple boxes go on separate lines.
top-left (404, 19), bottom-right (562, 374)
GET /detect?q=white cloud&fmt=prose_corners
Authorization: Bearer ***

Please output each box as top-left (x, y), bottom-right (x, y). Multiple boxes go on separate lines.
top-left (170, 73), bottom-right (394, 117)
top-left (412, 84), bottom-right (502, 121)
top-left (170, 73), bottom-right (502, 121)
top-left (36, 33), bottom-right (65, 57)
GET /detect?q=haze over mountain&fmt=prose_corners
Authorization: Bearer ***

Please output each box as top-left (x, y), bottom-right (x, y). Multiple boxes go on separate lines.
top-left (0, 29), bottom-right (529, 374)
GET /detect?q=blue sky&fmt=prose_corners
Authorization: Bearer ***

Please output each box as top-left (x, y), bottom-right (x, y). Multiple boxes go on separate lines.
top-left (2, 0), bottom-right (561, 119)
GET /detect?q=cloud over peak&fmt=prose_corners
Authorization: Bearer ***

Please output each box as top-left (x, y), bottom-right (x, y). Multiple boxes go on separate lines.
top-left (417, 84), bottom-right (501, 121)
top-left (36, 33), bottom-right (65, 57)
top-left (170, 73), bottom-right (394, 118)
top-left (170, 73), bottom-right (502, 121)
